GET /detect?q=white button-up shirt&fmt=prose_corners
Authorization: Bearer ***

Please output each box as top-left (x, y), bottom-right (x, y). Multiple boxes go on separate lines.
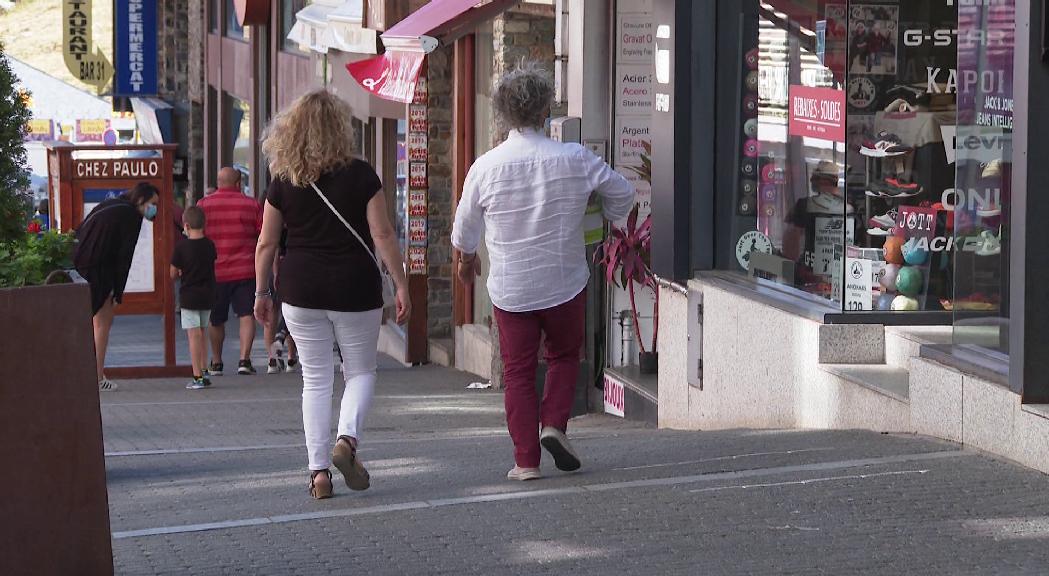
top-left (451, 128), bottom-right (636, 313)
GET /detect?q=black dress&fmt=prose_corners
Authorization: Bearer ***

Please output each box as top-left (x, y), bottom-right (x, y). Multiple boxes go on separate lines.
top-left (74, 198), bottom-right (145, 314)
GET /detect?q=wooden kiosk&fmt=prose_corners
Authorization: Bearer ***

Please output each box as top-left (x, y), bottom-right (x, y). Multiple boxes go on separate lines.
top-left (47, 144), bottom-right (190, 378)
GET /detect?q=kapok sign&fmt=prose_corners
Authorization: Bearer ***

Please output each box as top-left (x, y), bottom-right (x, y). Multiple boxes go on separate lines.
top-left (788, 86), bottom-right (845, 142)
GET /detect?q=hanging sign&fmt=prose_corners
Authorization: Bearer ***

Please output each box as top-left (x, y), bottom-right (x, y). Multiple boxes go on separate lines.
top-left (62, 0), bottom-right (113, 90)
top-left (115, 0), bottom-right (159, 96)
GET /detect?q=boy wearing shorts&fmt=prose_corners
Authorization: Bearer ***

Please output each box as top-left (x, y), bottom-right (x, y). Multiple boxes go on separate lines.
top-left (170, 206), bottom-right (218, 390)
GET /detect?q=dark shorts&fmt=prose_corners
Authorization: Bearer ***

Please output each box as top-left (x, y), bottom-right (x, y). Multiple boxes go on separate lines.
top-left (80, 265), bottom-right (115, 316)
top-left (211, 279), bottom-right (256, 326)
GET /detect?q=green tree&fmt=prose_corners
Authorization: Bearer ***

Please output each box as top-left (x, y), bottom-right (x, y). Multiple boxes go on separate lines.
top-left (0, 40), bottom-right (31, 244)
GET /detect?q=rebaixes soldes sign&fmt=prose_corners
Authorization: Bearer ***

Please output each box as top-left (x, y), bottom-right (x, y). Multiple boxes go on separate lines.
top-left (788, 86), bottom-right (845, 142)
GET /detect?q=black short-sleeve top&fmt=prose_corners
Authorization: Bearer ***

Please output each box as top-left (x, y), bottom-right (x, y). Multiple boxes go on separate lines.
top-left (266, 160), bottom-right (384, 312)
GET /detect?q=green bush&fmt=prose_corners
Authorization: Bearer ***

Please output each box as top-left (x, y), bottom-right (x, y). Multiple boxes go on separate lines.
top-left (0, 230), bottom-right (76, 288)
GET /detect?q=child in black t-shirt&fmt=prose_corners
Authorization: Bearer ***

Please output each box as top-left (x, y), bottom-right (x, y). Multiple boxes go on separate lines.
top-left (170, 206), bottom-right (218, 390)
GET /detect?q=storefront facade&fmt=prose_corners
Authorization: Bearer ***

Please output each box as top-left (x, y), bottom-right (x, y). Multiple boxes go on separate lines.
top-left (649, 0), bottom-right (1048, 474)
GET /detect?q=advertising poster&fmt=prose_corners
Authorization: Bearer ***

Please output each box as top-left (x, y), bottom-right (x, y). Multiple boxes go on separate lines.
top-left (407, 246), bottom-right (426, 274)
top-left (408, 190), bottom-right (427, 217)
top-left (76, 119), bottom-right (109, 143)
top-left (848, 5), bottom-right (899, 76)
top-left (408, 104), bottom-right (427, 133)
top-left (407, 132), bottom-right (427, 162)
top-left (788, 86), bottom-right (846, 142)
top-left (616, 14), bottom-right (654, 64)
top-left (409, 162), bottom-right (427, 189)
top-left (25, 119), bottom-right (54, 141)
top-left (84, 189), bottom-right (154, 293)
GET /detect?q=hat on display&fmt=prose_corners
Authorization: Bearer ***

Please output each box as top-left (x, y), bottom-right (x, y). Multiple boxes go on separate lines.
top-left (812, 160), bottom-right (843, 182)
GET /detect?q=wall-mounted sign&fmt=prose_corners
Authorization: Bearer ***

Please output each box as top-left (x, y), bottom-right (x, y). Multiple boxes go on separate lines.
top-left (76, 119), bottom-right (109, 143)
top-left (115, 0), bottom-right (158, 96)
top-left (788, 86), bottom-right (845, 142)
top-left (25, 119), bottom-right (54, 141)
top-left (407, 132), bottom-right (427, 162)
top-left (408, 191), bottom-right (427, 217)
top-left (407, 246), bottom-right (427, 274)
top-left (408, 217), bottom-right (427, 247)
top-left (73, 158), bottom-right (162, 179)
top-left (735, 230), bottom-right (773, 271)
top-left (409, 162), bottom-right (427, 189)
top-left (409, 104), bottom-right (428, 133)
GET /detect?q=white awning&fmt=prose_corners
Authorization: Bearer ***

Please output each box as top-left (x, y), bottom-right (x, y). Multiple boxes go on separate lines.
top-left (286, 1), bottom-right (339, 54)
top-left (287, 0), bottom-right (379, 55)
top-left (324, 0), bottom-right (379, 54)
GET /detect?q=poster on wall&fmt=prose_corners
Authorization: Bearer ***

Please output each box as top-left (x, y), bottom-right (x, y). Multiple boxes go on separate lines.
top-left (848, 5), bottom-right (898, 76)
top-left (407, 246), bottom-right (426, 274)
top-left (615, 66), bottom-right (653, 117)
top-left (788, 86), bottom-right (845, 142)
top-left (616, 14), bottom-right (654, 64)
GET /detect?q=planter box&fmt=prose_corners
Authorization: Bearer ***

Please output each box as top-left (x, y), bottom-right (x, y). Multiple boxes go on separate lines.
top-left (0, 283), bottom-right (113, 575)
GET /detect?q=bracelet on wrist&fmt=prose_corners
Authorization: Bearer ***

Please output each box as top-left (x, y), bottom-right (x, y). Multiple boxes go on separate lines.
top-left (255, 291), bottom-right (272, 298)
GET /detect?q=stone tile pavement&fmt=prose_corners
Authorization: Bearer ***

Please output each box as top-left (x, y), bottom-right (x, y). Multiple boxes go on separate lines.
top-left (102, 358), bottom-right (1049, 575)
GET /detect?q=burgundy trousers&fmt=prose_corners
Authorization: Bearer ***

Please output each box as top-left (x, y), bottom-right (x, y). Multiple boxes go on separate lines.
top-left (493, 289), bottom-right (586, 468)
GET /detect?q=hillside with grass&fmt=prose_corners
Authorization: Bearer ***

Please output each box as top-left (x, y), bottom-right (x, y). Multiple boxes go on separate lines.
top-left (0, 0), bottom-right (114, 94)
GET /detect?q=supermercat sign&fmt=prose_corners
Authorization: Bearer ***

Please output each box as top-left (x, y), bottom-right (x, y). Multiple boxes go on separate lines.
top-left (74, 158), bottom-right (162, 179)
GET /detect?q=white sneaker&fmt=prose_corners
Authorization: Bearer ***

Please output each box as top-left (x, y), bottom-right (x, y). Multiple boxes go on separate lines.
top-left (506, 466), bottom-right (542, 481)
top-left (98, 378), bottom-right (118, 392)
top-left (267, 359), bottom-right (282, 374)
top-left (540, 427), bottom-right (581, 472)
top-left (975, 230), bottom-right (1001, 256)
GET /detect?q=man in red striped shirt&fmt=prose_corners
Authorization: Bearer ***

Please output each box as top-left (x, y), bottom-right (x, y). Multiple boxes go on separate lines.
top-left (198, 167), bottom-right (263, 375)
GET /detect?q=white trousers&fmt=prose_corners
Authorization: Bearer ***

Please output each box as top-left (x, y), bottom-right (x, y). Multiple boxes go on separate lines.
top-left (282, 303), bottom-right (382, 471)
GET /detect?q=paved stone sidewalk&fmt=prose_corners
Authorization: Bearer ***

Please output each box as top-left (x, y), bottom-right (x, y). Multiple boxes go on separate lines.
top-left (103, 360), bottom-right (1049, 575)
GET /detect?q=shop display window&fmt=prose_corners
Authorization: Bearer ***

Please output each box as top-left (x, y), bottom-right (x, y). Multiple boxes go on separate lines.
top-left (224, 94), bottom-right (252, 195)
top-left (282, 0), bottom-right (310, 53)
top-left (728, 0), bottom-right (1006, 317)
top-left (225, 0), bottom-right (250, 41)
top-left (951, 0), bottom-right (1014, 355)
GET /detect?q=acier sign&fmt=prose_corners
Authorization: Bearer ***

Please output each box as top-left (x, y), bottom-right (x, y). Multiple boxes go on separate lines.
top-left (115, 0), bottom-right (158, 96)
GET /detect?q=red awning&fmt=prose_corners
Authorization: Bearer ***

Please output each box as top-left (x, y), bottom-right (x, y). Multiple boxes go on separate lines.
top-left (347, 0), bottom-right (518, 103)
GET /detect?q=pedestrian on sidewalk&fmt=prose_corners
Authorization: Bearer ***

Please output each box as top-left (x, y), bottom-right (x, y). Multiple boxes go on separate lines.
top-left (197, 167), bottom-right (262, 376)
top-left (73, 182), bottom-right (161, 392)
top-left (451, 62), bottom-right (636, 481)
top-left (263, 230), bottom-right (299, 374)
top-left (170, 206), bottom-right (217, 390)
top-left (255, 89), bottom-right (411, 499)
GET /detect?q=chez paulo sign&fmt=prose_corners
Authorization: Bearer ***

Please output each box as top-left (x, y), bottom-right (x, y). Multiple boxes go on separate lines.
top-left (74, 158), bottom-right (162, 179)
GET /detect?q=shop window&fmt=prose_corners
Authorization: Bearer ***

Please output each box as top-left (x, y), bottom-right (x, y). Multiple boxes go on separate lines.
top-left (728, 0), bottom-right (964, 315)
top-left (951, 0), bottom-right (1015, 355)
top-left (282, 0), bottom-right (310, 54)
top-left (225, 0), bottom-right (250, 41)
top-left (223, 93), bottom-right (252, 195)
top-left (209, 0), bottom-right (219, 33)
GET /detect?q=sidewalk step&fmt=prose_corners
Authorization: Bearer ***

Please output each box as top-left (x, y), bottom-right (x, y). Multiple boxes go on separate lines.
top-left (820, 364), bottom-right (910, 404)
top-left (604, 366), bottom-right (658, 426)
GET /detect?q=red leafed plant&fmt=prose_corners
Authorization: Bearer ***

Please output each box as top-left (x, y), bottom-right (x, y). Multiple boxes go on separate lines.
top-left (594, 204), bottom-right (659, 354)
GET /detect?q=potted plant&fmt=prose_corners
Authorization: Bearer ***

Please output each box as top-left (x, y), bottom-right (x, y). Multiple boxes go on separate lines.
top-left (595, 204), bottom-right (660, 374)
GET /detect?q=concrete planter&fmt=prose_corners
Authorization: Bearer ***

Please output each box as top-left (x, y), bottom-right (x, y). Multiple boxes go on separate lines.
top-left (0, 283), bottom-right (113, 575)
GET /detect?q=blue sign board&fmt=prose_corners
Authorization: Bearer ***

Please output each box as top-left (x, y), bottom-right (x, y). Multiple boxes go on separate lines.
top-left (115, 0), bottom-right (158, 96)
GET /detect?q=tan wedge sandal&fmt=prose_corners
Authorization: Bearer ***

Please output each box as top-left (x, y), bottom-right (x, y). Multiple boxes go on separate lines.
top-left (309, 469), bottom-right (333, 499)
top-left (332, 436), bottom-right (370, 491)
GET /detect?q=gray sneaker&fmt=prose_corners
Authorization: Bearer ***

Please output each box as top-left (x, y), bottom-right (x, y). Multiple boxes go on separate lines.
top-left (186, 377), bottom-right (206, 390)
top-left (540, 427), bottom-right (581, 471)
top-left (98, 378), bottom-right (118, 392)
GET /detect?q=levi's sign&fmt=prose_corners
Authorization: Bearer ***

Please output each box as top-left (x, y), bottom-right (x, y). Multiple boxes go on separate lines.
top-left (74, 159), bottom-right (161, 179)
top-left (788, 86), bottom-right (845, 142)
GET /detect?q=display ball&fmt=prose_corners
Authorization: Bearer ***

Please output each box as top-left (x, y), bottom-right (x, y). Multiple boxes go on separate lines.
top-left (891, 295), bottom-right (920, 311)
top-left (895, 266), bottom-right (923, 297)
top-left (902, 237), bottom-right (929, 265)
top-left (876, 292), bottom-right (896, 311)
top-left (883, 236), bottom-right (905, 265)
top-left (880, 263), bottom-right (901, 291)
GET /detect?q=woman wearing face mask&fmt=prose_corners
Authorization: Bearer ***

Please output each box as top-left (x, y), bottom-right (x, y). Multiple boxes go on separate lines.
top-left (74, 182), bottom-right (161, 391)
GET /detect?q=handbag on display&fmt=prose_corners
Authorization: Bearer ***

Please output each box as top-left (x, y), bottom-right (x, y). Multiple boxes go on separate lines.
top-left (309, 181), bottom-right (397, 309)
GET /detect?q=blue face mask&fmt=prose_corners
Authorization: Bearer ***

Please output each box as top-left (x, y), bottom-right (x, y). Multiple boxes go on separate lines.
top-left (144, 203), bottom-right (158, 221)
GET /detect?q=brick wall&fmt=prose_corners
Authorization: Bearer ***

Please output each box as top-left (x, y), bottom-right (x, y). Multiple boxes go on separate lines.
top-left (426, 46), bottom-right (455, 340)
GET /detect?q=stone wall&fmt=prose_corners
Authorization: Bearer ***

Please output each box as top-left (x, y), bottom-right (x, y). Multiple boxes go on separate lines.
top-left (426, 46), bottom-right (455, 340)
top-left (160, 0), bottom-right (205, 202)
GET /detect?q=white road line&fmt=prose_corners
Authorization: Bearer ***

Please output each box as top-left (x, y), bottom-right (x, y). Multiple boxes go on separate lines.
top-left (613, 448), bottom-right (835, 471)
top-left (102, 394), bottom-right (488, 408)
top-left (110, 450), bottom-right (965, 540)
top-left (688, 469), bottom-right (929, 493)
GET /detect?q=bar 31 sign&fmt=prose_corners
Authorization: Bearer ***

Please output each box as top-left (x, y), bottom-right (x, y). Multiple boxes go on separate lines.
top-left (115, 0), bottom-right (158, 96)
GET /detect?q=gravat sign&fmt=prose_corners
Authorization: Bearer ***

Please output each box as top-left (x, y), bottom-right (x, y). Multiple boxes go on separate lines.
top-left (74, 158), bottom-right (161, 179)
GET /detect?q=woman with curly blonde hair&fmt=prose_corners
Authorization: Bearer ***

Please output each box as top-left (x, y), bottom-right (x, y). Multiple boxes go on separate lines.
top-left (255, 89), bottom-right (410, 499)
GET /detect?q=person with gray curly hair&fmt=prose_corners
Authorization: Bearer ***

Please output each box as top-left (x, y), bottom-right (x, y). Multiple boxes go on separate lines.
top-left (451, 62), bottom-right (636, 482)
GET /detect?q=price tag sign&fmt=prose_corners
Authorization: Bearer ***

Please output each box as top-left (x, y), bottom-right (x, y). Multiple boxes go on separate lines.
top-left (844, 257), bottom-right (872, 311)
